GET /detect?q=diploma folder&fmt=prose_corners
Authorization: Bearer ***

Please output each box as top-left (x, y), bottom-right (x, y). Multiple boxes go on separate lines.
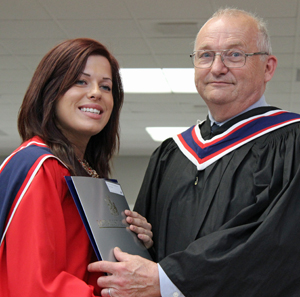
top-left (65, 176), bottom-right (152, 262)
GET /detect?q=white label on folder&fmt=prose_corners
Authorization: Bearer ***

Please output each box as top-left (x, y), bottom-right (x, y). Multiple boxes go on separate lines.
top-left (106, 181), bottom-right (124, 196)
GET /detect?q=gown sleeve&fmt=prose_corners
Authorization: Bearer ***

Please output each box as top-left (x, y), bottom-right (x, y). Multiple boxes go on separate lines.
top-left (135, 125), bottom-right (300, 297)
top-left (0, 158), bottom-right (102, 297)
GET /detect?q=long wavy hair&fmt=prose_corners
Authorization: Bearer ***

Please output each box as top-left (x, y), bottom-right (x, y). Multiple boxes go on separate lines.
top-left (18, 38), bottom-right (124, 178)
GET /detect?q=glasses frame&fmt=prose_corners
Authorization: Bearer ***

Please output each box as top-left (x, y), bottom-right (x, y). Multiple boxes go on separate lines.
top-left (190, 49), bottom-right (269, 69)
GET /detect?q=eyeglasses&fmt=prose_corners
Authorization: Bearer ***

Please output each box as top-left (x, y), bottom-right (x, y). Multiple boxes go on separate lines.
top-left (190, 49), bottom-right (269, 69)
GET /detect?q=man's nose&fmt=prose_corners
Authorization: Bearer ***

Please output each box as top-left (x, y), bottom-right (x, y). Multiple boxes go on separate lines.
top-left (210, 53), bottom-right (229, 74)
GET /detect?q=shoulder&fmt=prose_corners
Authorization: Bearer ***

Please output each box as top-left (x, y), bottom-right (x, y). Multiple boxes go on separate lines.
top-left (1, 137), bottom-right (68, 179)
top-left (1, 137), bottom-right (50, 167)
top-left (146, 135), bottom-right (192, 175)
top-left (150, 125), bottom-right (200, 162)
top-left (255, 120), bottom-right (300, 147)
top-left (151, 137), bottom-right (180, 161)
top-left (155, 126), bottom-right (197, 155)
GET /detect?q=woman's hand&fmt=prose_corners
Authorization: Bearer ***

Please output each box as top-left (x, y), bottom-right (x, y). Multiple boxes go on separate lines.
top-left (124, 210), bottom-right (153, 249)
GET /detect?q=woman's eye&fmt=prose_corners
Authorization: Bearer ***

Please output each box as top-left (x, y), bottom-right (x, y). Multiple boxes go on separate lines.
top-left (101, 85), bottom-right (111, 92)
top-left (75, 80), bottom-right (86, 85)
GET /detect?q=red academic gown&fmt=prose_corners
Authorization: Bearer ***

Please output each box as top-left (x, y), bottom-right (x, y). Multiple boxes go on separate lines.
top-left (0, 137), bottom-right (102, 297)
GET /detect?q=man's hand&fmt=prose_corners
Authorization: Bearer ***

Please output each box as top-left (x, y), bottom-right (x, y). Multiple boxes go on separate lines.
top-left (125, 209), bottom-right (153, 249)
top-left (88, 247), bottom-right (161, 297)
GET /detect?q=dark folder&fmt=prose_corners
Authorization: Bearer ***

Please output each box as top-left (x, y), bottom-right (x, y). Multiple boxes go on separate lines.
top-left (65, 176), bottom-right (152, 262)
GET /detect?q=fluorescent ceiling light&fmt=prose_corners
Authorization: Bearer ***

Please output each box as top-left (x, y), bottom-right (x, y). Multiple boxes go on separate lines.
top-left (120, 68), bottom-right (170, 93)
top-left (162, 68), bottom-right (197, 93)
top-left (146, 127), bottom-right (189, 142)
top-left (120, 68), bottom-right (197, 93)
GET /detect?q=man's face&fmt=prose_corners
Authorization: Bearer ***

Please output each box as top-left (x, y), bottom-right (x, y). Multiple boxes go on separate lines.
top-left (194, 15), bottom-right (272, 117)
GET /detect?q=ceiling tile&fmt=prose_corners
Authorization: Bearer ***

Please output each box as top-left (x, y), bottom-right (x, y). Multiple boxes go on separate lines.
top-left (0, 20), bottom-right (66, 39)
top-left (0, 0), bottom-right (50, 20)
top-left (147, 37), bottom-right (195, 54)
top-left (213, 0), bottom-right (298, 17)
top-left (0, 38), bottom-right (65, 55)
top-left (58, 19), bottom-right (142, 38)
top-left (267, 17), bottom-right (297, 36)
top-left (127, 0), bottom-right (213, 19)
top-left (40, 0), bottom-right (132, 19)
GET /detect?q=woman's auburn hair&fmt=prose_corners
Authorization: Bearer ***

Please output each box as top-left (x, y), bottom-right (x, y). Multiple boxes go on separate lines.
top-left (18, 38), bottom-right (124, 178)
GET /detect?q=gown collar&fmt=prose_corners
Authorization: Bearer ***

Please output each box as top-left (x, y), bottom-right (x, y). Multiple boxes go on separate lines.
top-left (174, 107), bottom-right (300, 170)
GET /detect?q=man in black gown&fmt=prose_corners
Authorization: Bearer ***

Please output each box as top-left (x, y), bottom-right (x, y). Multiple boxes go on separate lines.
top-left (88, 8), bottom-right (300, 297)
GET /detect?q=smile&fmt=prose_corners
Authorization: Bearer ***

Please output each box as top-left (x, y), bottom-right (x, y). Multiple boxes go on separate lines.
top-left (80, 107), bottom-right (101, 115)
top-left (210, 81), bottom-right (231, 84)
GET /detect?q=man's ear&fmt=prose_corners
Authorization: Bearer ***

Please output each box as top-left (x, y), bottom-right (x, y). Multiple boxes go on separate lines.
top-left (264, 55), bottom-right (278, 83)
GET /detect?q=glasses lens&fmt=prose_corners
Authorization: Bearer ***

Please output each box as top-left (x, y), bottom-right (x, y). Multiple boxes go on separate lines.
top-left (223, 49), bottom-right (246, 68)
top-left (193, 51), bottom-right (214, 68)
top-left (192, 49), bottom-right (247, 68)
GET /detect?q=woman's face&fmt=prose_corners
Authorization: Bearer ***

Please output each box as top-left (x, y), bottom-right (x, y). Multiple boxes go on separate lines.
top-left (55, 55), bottom-right (114, 156)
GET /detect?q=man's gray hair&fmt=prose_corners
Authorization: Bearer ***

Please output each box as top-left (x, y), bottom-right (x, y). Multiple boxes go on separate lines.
top-left (196, 8), bottom-right (272, 55)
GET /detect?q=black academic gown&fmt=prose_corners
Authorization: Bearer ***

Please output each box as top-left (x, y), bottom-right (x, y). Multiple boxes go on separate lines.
top-left (134, 106), bottom-right (300, 297)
